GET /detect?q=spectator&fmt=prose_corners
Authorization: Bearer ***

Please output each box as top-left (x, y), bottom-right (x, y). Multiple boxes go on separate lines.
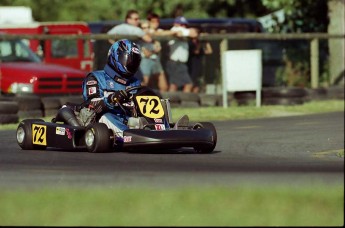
top-left (107, 9), bottom-right (152, 44)
top-left (107, 9), bottom-right (152, 81)
top-left (147, 12), bottom-right (178, 36)
top-left (137, 20), bottom-right (167, 92)
top-left (136, 13), bottom-right (172, 92)
top-left (188, 31), bottom-right (213, 93)
top-left (165, 16), bottom-right (198, 92)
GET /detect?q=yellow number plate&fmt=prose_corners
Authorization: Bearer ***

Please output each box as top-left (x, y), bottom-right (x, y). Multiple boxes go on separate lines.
top-left (136, 95), bottom-right (164, 119)
top-left (32, 124), bottom-right (47, 146)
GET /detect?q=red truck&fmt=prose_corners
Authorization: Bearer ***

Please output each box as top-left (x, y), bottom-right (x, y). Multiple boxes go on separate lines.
top-left (0, 22), bottom-right (94, 72)
top-left (0, 33), bottom-right (86, 95)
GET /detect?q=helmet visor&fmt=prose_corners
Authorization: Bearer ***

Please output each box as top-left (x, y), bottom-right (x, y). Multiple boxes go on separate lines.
top-left (118, 51), bottom-right (141, 75)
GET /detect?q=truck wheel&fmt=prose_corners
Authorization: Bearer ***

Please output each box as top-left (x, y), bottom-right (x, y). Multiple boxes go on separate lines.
top-left (85, 123), bottom-right (112, 153)
top-left (193, 122), bottom-right (217, 153)
top-left (16, 119), bottom-right (47, 150)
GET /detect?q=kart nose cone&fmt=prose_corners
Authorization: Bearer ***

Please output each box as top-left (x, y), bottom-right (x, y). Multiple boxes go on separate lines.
top-left (85, 130), bottom-right (95, 147)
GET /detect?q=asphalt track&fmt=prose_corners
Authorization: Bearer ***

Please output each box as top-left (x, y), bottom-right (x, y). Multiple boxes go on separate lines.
top-left (0, 111), bottom-right (343, 188)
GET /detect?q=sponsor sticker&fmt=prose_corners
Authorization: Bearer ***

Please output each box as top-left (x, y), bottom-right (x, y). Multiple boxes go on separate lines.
top-left (123, 136), bottom-right (132, 142)
top-left (155, 124), bottom-right (165, 131)
top-left (88, 86), bottom-right (97, 95)
top-left (65, 128), bottom-right (72, 139)
top-left (114, 77), bottom-right (127, 85)
top-left (86, 80), bottom-right (97, 86)
top-left (154, 118), bottom-right (163, 123)
top-left (56, 127), bottom-right (65, 135)
top-left (132, 47), bottom-right (140, 54)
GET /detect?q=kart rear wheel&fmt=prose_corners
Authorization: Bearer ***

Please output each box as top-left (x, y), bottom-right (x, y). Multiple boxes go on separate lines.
top-left (16, 119), bottom-right (47, 150)
top-left (193, 122), bottom-right (217, 153)
top-left (85, 123), bottom-right (112, 153)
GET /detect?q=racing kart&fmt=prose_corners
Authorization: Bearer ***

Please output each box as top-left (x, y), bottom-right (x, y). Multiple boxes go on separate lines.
top-left (16, 86), bottom-right (217, 153)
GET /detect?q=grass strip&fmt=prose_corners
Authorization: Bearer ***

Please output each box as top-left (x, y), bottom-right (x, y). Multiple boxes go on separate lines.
top-left (0, 184), bottom-right (343, 226)
top-left (1, 100), bottom-right (344, 130)
top-left (171, 99), bottom-right (344, 122)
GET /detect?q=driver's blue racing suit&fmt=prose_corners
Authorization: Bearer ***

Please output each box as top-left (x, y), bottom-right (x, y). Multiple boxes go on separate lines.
top-left (82, 64), bottom-right (141, 138)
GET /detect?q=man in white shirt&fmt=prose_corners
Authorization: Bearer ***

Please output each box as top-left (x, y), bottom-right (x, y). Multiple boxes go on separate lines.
top-left (107, 9), bottom-right (152, 43)
top-left (166, 16), bottom-right (198, 92)
top-left (107, 9), bottom-right (152, 81)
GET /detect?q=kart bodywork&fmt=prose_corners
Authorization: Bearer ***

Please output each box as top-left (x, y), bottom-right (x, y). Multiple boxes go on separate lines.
top-left (16, 86), bottom-right (217, 153)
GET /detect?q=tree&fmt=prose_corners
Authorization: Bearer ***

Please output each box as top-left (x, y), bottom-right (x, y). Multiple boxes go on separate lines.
top-left (261, 0), bottom-right (328, 33)
top-left (0, 0), bottom-right (268, 22)
top-left (1, 0), bottom-right (337, 86)
top-left (261, 0), bottom-right (331, 87)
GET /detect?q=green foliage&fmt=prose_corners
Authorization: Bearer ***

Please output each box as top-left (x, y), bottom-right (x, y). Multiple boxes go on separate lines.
top-left (261, 0), bottom-right (329, 87)
top-left (262, 0), bottom-right (329, 32)
top-left (0, 0), bottom-right (328, 31)
top-left (0, 0), bottom-right (270, 22)
top-left (0, 0), bottom-right (332, 88)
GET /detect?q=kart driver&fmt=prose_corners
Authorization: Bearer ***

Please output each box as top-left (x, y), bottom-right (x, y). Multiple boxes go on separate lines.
top-left (53, 38), bottom-right (189, 144)
top-left (81, 39), bottom-right (142, 138)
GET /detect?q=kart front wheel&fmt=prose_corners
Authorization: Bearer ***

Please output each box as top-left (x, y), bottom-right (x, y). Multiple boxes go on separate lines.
top-left (193, 122), bottom-right (217, 153)
top-left (16, 119), bottom-right (47, 150)
top-left (85, 123), bottom-right (112, 153)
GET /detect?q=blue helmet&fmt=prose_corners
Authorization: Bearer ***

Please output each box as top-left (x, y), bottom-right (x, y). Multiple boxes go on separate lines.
top-left (106, 39), bottom-right (141, 79)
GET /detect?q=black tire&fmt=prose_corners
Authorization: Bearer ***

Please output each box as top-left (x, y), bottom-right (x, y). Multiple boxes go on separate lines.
top-left (216, 93), bottom-right (234, 107)
top-left (179, 92), bottom-right (200, 103)
top-left (179, 93), bottom-right (200, 107)
top-left (161, 92), bottom-right (181, 108)
top-left (41, 97), bottom-right (62, 117)
top-left (327, 86), bottom-right (344, 99)
top-left (193, 122), bottom-right (217, 153)
top-left (18, 110), bottom-right (43, 118)
top-left (161, 92), bottom-right (181, 103)
top-left (262, 87), bottom-right (307, 98)
top-left (0, 101), bottom-right (19, 114)
top-left (199, 94), bottom-right (220, 107)
top-left (43, 109), bottom-right (59, 117)
top-left (0, 96), bottom-right (11, 102)
top-left (85, 123), bottom-right (112, 153)
top-left (234, 91), bottom-right (256, 99)
top-left (16, 119), bottom-right (47, 150)
top-left (180, 101), bottom-right (200, 107)
top-left (263, 97), bottom-right (304, 106)
top-left (234, 92), bottom-right (256, 106)
top-left (13, 96), bottom-right (42, 111)
top-left (305, 88), bottom-right (328, 100)
top-left (0, 114), bottom-right (19, 124)
top-left (59, 96), bottom-right (84, 106)
top-left (235, 98), bottom-right (256, 106)
top-left (41, 97), bottom-right (62, 110)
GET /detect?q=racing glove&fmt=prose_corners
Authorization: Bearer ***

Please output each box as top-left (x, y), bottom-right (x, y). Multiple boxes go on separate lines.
top-left (108, 90), bottom-right (129, 104)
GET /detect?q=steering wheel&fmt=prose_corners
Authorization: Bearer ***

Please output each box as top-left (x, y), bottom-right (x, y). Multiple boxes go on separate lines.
top-left (112, 85), bottom-right (145, 115)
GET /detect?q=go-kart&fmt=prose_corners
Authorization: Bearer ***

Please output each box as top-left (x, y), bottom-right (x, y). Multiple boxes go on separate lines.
top-left (16, 86), bottom-right (217, 153)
